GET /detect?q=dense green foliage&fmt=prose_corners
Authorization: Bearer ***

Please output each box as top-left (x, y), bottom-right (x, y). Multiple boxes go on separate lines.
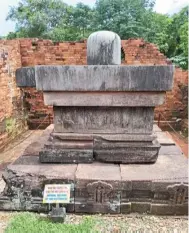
top-left (6, 0), bottom-right (188, 69)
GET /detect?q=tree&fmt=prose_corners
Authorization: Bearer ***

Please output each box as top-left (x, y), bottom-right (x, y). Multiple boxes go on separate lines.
top-left (93, 0), bottom-right (155, 39)
top-left (166, 7), bottom-right (188, 69)
top-left (6, 0), bottom-right (69, 38)
top-left (6, 0), bottom-right (95, 41)
top-left (147, 13), bottom-right (171, 54)
top-left (5, 0), bottom-right (188, 69)
top-left (71, 3), bottom-right (94, 38)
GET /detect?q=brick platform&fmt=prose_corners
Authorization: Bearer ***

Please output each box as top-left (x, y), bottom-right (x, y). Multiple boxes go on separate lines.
top-left (0, 125), bottom-right (187, 215)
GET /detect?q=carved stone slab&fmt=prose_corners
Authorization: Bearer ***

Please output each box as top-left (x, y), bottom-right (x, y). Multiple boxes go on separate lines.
top-left (75, 163), bottom-right (121, 213)
top-left (53, 106), bottom-right (154, 134)
top-left (167, 183), bottom-right (188, 205)
top-left (1, 163), bottom-right (77, 212)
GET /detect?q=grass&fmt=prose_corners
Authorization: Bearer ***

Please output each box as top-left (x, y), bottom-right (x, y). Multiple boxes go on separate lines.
top-left (5, 118), bottom-right (17, 135)
top-left (5, 212), bottom-right (98, 233)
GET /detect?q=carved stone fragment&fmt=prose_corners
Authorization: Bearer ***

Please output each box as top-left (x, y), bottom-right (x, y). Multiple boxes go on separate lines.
top-left (87, 181), bottom-right (113, 203)
top-left (167, 183), bottom-right (188, 205)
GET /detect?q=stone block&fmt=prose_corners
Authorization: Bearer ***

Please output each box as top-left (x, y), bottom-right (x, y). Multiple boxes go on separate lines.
top-left (95, 134), bottom-right (156, 142)
top-left (75, 163), bottom-right (121, 185)
top-left (120, 150), bottom-right (188, 181)
top-left (39, 149), bottom-right (93, 163)
top-left (0, 143), bottom-right (187, 215)
top-left (120, 203), bottom-right (131, 214)
top-left (0, 162), bottom-right (77, 212)
top-left (44, 92), bottom-right (165, 107)
top-left (44, 140), bottom-right (93, 150)
top-left (74, 202), bottom-right (120, 214)
top-left (94, 140), bottom-right (160, 164)
top-left (52, 133), bottom-right (93, 141)
top-left (16, 67), bottom-right (35, 87)
top-left (75, 163), bottom-right (121, 213)
top-left (35, 65), bottom-right (174, 91)
top-left (53, 106), bottom-right (154, 134)
top-left (52, 132), bottom-right (156, 142)
top-left (132, 181), bottom-right (152, 191)
top-left (129, 191), bottom-right (153, 202)
top-left (131, 202), bottom-right (151, 213)
top-left (150, 204), bottom-right (188, 215)
top-left (29, 125), bottom-right (94, 164)
top-left (49, 207), bottom-right (66, 223)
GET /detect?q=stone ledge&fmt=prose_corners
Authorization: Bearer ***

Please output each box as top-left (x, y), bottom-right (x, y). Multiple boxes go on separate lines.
top-left (35, 65), bottom-right (174, 91)
top-left (16, 65), bottom-right (174, 91)
top-left (16, 67), bottom-right (35, 87)
top-left (44, 92), bottom-right (165, 107)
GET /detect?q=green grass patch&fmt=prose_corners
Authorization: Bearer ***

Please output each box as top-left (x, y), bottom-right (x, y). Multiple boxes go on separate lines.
top-left (5, 212), bottom-right (98, 233)
top-left (5, 118), bottom-right (17, 135)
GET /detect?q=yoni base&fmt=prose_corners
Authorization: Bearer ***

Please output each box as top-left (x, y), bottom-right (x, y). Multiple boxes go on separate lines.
top-left (39, 125), bottom-right (160, 164)
top-left (0, 130), bottom-right (187, 215)
top-left (94, 140), bottom-right (160, 164)
top-left (39, 149), bottom-right (93, 164)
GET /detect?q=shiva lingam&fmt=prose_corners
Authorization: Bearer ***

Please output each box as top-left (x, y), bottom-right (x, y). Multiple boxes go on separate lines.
top-left (16, 31), bottom-right (174, 164)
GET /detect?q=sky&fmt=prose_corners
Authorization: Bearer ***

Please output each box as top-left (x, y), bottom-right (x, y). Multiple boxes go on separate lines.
top-left (0, 0), bottom-right (188, 36)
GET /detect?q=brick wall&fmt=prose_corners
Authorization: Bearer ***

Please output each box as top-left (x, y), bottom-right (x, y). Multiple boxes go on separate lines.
top-left (121, 39), bottom-right (170, 65)
top-left (0, 38), bottom-right (188, 137)
top-left (155, 68), bottom-right (188, 120)
top-left (0, 40), bottom-right (26, 149)
top-left (19, 39), bottom-right (87, 128)
top-left (20, 39), bottom-right (87, 66)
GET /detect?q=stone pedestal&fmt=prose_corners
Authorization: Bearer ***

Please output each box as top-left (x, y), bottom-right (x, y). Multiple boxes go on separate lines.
top-left (16, 31), bottom-right (174, 164)
top-left (0, 125), bottom-right (187, 215)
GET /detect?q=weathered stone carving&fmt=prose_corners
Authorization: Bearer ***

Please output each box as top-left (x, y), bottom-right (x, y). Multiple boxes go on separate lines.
top-left (87, 181), bottom-right (113, 203)
top-left (16, 30), bottom-right (174, 163)
top-left (167, 183), bottom-right (188, 205)
top-left (0, 137), bottom-right (188, 215)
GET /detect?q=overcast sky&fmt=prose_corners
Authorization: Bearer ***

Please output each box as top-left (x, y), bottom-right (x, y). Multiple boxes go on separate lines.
top-left (0, 0), bottom-right (188, 36)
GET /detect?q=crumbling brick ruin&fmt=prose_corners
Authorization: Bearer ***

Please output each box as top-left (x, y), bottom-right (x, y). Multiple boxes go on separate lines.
top-left (0, 38), bottom-right (188, 149)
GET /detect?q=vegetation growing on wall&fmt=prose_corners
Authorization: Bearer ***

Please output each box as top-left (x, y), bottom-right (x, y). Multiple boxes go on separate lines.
top-left (5, 0), bottom-right (188, 69)
top-left (5, 118), bottom-right (17, 135)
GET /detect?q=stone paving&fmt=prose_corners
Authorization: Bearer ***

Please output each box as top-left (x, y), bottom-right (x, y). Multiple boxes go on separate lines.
top-left (0, 124), bottom-right (187, 215)
top-left (0, 130), bottom-right (43, 178)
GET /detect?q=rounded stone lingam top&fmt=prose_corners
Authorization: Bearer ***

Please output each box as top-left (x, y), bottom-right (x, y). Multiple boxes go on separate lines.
top-left (87, 31), bottom-right (121, 65)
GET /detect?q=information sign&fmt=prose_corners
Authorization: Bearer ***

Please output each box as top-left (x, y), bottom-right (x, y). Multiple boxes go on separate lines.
top-left (43, 184), bottom-right (71, 204)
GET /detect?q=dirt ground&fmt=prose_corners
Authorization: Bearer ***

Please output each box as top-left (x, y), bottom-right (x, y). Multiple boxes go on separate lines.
top-left (167, 131), bottom-right (188, 157)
